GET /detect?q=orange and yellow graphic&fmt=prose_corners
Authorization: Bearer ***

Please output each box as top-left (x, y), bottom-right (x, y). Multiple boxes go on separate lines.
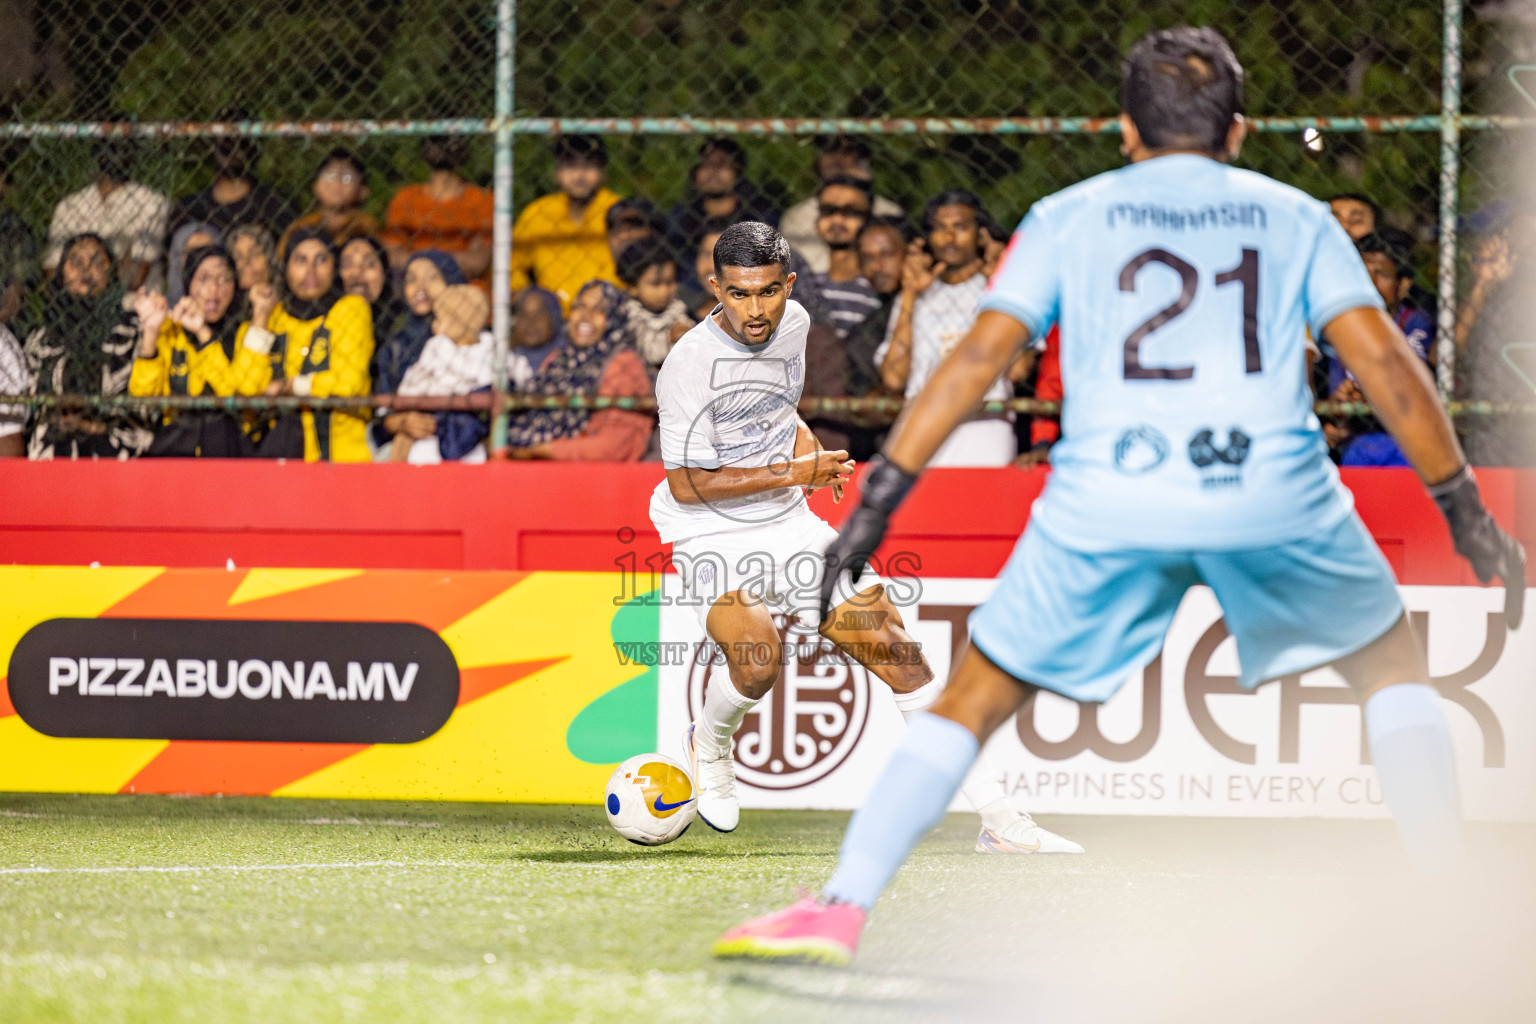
top-left (0, 567), bottom-right (659, 802)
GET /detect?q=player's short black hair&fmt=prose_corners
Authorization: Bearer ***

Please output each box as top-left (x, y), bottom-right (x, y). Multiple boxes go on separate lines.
top-left (420, 134), bottom-right (468, 171)
top-left (615, 238), bottom-right (678, 287)
top-left (712, 221), bottom-right (792, 278)
top-left (922, 189), bottom-right (995, 237)
top-left (1121, 27), bottom-right (1245, 154)
top-left (858, 214), bottom-right (915, 246)
top-left (315, 146), bottom-right (365, 182)
top-left (1328, 191), bottom-right (1383, 226)
top-left (1358, 227), bottom-right (1417, 280)
top-left (816, 174), bottom-right (875, 206)
top-left (554, 134), bottom-right (608, 167)
top-left (605, 196), bottom-right (665, 234)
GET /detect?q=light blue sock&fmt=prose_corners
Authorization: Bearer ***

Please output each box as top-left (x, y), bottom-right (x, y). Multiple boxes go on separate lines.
top-left (1364, 683), bottom-right (1465, 872)
top-left (822, 712), bottom-right (980, 910)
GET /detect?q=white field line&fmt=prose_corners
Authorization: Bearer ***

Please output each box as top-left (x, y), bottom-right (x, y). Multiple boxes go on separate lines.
top-left (0, 811), bottom-right (441, 828)
top-left (0, 860), bottom-right (487, 876)
top-left (293, 818), bottom-right (442, 828)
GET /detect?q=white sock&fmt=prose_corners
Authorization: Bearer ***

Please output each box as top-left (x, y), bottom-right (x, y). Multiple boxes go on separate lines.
top-left (959, 762), bottom-right (1018, 830)
top-left (700, 673), bottom-right (759, 754)
top-left (1364, 683), bottom-right (1465, 872)
top-left (894, 678), bottom-right (1017, 831)
top-left (891, 677), bottom-right (942, 717)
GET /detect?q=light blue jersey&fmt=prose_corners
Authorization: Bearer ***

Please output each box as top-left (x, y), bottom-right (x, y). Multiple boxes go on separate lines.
top-left (980, 153), bottom-right (1384, 551)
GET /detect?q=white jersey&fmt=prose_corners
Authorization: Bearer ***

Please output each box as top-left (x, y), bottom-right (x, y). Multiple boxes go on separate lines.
top-left (649, 300), bottom-right (811, 544)
top-left (873, 273), bottom-right (1017, 467)
top-left (906, 274), bottom-right (1006, 402)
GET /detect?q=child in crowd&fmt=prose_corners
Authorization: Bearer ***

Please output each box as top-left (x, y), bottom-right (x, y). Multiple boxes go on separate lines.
top-left (279, 149), bottom-right (379, 255)
top-left (391, 284), bottom-right (494, 464)
top-left (615, 238), bottom-right (693, 370)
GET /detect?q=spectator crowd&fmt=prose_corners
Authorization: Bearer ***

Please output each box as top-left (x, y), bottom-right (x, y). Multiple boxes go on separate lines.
top-left (0, 131), bottom-right (1521, 466)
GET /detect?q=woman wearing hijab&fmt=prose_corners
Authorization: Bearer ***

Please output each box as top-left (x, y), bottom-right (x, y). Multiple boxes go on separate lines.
top-left (368, 248), bottom-right (465, 455)
top-left (235, 225), bottom-right (374, 461)
top-left (165, 221), bottom-right (222, 303)
top-left (24, 233), bottom-right (153, 460)
top-left (509, 285), bottom-right (565, 388)
top-left (340, 234), bottom-right (405, 350)
top-left (228, 224), bottom-right (277, 291)
top-left (504, 279), bottom-right (653, 461)
top-left (129, 245), bottom-right (267, 457)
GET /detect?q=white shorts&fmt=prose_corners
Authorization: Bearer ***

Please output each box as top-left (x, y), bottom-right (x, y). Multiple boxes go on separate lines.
top-left (671, 508), bottom-right (886, 636)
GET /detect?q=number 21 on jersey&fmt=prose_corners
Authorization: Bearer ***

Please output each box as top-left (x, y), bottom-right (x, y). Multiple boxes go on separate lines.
top-left (1118, 247), bottom-right (1260, 380)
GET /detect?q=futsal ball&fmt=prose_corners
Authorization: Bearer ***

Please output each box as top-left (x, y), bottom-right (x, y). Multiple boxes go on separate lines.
top-left (605, 754), bottom-right (697, 846)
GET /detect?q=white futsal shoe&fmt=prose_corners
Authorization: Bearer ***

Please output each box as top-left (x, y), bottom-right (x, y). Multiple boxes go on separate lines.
top-left (975, 814), bottom-right (1084, 854)
top-left (684, 723), bottom-right (740, 833)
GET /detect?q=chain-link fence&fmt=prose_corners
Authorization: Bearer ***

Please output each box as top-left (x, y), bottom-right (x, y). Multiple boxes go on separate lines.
top-left (0, 0), bottom-right (1530, 459)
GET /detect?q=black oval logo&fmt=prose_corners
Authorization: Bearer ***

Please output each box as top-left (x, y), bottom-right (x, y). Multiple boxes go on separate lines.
top-left (7, 619), bottom-right (460, 744)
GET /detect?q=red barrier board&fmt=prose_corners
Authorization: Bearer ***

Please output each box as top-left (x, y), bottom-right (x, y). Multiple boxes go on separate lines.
top-left (0, 461), bottom-right (1530, 587)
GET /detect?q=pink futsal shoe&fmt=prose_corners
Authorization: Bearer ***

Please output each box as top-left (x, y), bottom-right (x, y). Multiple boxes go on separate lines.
top-left (712, 897), bottom-right (866, 967)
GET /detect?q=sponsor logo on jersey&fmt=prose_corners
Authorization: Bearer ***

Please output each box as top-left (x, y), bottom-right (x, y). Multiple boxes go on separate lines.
top-left (1187, 427), bottom-right (1251, 489)
top-left (1113, 425), bottom-right (1170, 474)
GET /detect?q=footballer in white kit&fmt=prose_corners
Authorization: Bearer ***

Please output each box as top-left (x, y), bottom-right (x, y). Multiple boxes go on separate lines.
top-left (650, 221), bottom-right (1079, 853)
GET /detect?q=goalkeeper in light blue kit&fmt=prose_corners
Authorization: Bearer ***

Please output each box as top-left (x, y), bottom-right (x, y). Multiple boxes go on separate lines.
top-left (714, 26), bottom-right (1527, 967)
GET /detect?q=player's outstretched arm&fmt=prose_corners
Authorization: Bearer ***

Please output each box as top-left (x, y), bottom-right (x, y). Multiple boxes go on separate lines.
top-left (666, 449), bottom-right (853, 506)
top-left (1327, 305), bottom-right (1527, 626)
top-left (817, 311), bottom-right (1031, 621)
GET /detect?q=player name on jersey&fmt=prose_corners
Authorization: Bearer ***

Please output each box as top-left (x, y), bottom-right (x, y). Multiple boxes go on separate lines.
top-left (1107, 201), bottom-right (1268, 231)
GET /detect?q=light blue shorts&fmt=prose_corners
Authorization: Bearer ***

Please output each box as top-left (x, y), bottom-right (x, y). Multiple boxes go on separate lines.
top-left (968, 511), bottom-right (1405, 703)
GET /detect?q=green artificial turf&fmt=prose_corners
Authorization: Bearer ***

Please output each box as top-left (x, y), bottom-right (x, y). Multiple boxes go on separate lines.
top-left (2, 795), bottom-right (1534, 1023)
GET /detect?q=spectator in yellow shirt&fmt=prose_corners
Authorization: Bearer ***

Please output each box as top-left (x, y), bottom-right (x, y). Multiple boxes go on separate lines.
top-left (235, 227), bottom-right (374, 461)
top-left (510, 136), bottom-right (621, 313)
top-left (130, 244), bottom-right (273, 457)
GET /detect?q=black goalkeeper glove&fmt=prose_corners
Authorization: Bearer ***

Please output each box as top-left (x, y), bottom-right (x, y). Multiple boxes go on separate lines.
top-left (818, 455), bottom-right (919, 625)
top-left (1430, 465), bottom-right (1527, 629)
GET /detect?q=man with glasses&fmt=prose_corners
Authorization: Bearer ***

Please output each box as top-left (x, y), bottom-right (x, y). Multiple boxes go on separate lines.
top-left (278, 149), bottom-right (377, 254)
top-left (781, 136), bottom-right (906, 274)
top-left (803, 176), bottom-right (882, 338)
